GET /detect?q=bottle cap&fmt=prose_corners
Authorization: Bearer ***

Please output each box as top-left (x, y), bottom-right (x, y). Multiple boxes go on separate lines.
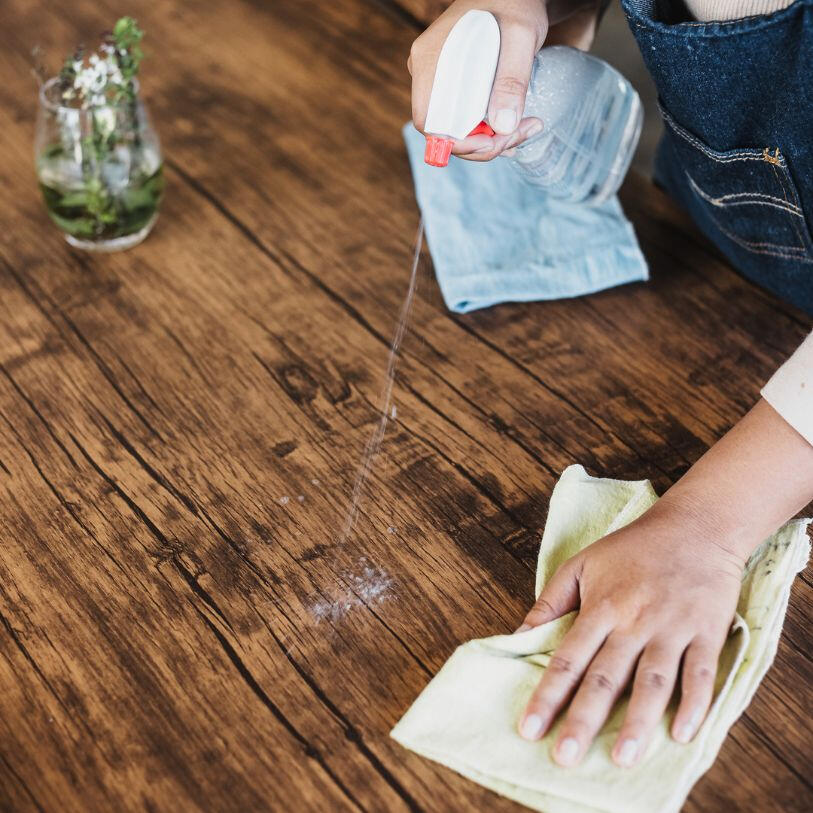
top-left (424, 135), bottom-right (454, 167)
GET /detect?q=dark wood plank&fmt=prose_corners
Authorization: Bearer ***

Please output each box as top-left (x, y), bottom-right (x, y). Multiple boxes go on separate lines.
top-left (0, 1), bottom-right (810, 811)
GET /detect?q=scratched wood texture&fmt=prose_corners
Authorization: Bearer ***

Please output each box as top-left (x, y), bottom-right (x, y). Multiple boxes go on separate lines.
top-left (0, 0), bottom-right (810, 811)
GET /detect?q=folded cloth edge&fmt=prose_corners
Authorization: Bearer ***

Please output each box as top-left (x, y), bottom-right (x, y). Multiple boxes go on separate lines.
top-left (391, 464), bottom-right (811, 813)
top-left (402, 122), bottom-right (650, 314)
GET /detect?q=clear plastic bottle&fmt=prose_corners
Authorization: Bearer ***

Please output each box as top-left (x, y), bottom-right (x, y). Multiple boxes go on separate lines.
top-left (509, 46), bottom-right (643, 205)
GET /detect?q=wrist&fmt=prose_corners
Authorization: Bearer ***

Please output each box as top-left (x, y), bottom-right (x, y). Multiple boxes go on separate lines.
top-left (653, 400), bottom-right (813, 563)
top-left (645, 486), bottom-right (752, 569)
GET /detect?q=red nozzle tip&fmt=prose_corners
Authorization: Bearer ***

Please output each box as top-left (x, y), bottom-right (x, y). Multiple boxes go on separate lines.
top-left (468, 120), bottom-right (495, 137)
top-left (424, 135), bottom-right (454, 167)
top-left (423, 122), bottom-right (494, 166)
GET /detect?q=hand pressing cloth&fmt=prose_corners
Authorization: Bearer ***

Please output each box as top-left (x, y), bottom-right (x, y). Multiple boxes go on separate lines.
top-left (391, 465), bottom-right (810, 813)
top-left (403, 124), bottom-right (649, 313)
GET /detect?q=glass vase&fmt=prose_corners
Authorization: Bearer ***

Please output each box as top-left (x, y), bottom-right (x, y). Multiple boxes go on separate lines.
top-left (35, 77), bottom-right (164, 252)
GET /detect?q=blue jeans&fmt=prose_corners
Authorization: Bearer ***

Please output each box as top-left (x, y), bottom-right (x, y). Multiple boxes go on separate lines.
top-left (621, 0), bottom-right (813, 314)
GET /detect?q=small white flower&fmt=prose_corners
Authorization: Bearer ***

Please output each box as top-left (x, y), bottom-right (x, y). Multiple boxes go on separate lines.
top-left (88, 68), bottom-right (107, 93)
top-left (105, 56), bottom-right (123, 85)
top-left (94, 107), bottom-right (117, 135)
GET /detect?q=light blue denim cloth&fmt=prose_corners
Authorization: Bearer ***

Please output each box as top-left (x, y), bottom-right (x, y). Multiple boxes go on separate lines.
top-left (403, 123), bottom-right (649, 313)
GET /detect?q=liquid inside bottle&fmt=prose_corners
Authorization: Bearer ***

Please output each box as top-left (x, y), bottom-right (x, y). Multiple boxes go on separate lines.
top-left (509, 46), bottom-right (643, 205)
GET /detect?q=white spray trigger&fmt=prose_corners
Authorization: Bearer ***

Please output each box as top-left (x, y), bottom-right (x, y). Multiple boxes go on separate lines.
top-left (423, 10), bottom-right (500, 166)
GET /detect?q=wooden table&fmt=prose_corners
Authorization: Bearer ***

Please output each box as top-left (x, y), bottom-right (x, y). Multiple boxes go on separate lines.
top-left (1, 1), bottom-right (810, 810)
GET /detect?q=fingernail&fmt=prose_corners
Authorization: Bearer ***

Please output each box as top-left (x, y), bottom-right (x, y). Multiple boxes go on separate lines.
top-left (493, 108), bottom-right (517, 134)
top-left (523, 119), bottom-right (543, 138)
top-left (514, 623), bottom-right (532, 633)
top-left (616, 738), bottom-right (638, 767)
top-left (554, 737), bottom-right (580, 766)
top-left (520, 713), bottom-right (543, 740)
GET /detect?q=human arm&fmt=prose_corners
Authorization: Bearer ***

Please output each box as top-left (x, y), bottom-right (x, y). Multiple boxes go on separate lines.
top-left (517, 397), bottom-right (813, 767)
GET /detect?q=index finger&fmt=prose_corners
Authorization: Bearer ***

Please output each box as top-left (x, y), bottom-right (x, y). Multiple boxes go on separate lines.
top-left (410, 40), bottom-right (440, 132)
top-left (452, 116), bottom-right (543, 161)
top-left (518, 611), bottom-right (611, 741)
top-left (450, 131), bottom-right (512, 161)
top-left (408, 9), bottom-right (459, 132)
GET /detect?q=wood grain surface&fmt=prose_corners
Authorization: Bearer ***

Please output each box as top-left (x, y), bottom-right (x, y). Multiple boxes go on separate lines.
top-left (0, 1), bottom-right (810, 811)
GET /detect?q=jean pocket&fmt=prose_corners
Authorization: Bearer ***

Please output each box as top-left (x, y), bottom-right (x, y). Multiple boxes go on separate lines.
top-left (659, 103), bottom-right (813, 264)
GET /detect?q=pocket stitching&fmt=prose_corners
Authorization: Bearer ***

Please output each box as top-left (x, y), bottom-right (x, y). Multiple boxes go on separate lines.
top-left (685, 173), bottom-right (810, 260)
top-left (686, 172), bottom-right (811, 257)
top-left (686, 175), bottom-right (804, 218)
top-left (766, 160), bottom-right (812, 254)
top-left (660, 105), bottom-right (767, 164)
top-left (696, 209), bottom-right (813, 261)
top-left (663, 103), bottom-right (813, 261)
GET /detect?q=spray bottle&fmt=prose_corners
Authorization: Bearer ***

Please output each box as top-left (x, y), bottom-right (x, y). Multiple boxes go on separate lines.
top-left (422, 10), bottom-right (643, 204)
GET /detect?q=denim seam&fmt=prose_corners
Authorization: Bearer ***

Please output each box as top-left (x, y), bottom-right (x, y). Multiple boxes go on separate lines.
top-left (660, 107), bottom-right (774, 164)
top-left (625, 0), bottom-right (810, 37)
top-left (687, 176), bottom-right (805, 217)
top-left (665, 106), bottom-right (813, 257)
top-left (704, 214), bottom-right (812, 260)
top-left (718, 235), bottom-right (812, 260)
top-left (685, 172), bottom-right (810, 258)
top-left (767, 160), bottom-right (813, 255)
top-left (768, 158), bottom-right (805, 210)
top-left (676, 15), bottom-right (794, 28)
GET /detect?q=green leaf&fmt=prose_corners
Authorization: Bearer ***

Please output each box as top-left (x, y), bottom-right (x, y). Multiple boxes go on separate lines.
top-left (58, 190), bottom-right (90, 208)
top-left (47, 211), bottom-right (97, 237)
top-left (114, 16), bottom-right (134, 38)
top-left (121, 186), bottom-right (154, 210)
top-left (142, 172), bottom-right (165, 197)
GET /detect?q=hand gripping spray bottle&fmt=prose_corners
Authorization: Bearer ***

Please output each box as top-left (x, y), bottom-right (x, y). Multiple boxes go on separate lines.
top-left (423, 10), bottom-right (643, 204)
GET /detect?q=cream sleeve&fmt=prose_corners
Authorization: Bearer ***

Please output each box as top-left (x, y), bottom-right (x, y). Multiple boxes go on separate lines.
top-left (761, 331), bottom-right (813, 446)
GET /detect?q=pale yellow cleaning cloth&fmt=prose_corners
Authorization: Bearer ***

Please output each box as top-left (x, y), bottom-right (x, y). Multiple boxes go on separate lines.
top-left (391, 465), bottom-right (810, 813)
